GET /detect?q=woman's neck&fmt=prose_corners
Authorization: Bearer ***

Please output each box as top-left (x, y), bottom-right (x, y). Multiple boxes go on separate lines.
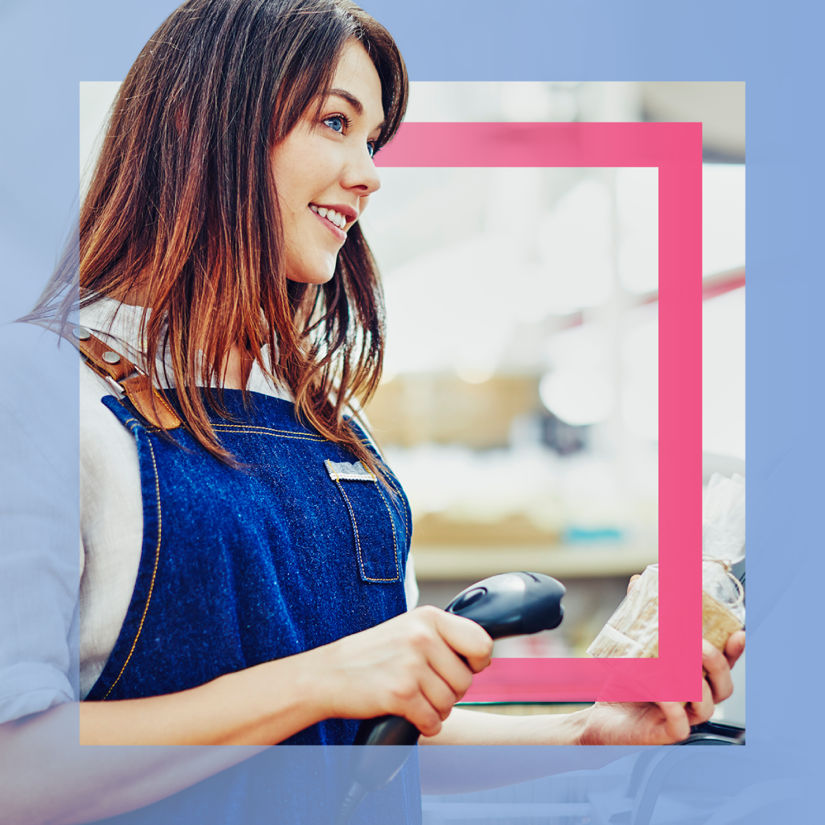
top-left (101, 282), bottom-right (255, 390)
top-left (222, 345), bottom-right (254, 390)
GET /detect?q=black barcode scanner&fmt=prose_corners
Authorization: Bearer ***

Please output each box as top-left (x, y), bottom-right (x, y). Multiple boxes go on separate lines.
top-left (355, 571), bottom-right (566, 747)
top-left (338, 572), bottom-right (566, 822)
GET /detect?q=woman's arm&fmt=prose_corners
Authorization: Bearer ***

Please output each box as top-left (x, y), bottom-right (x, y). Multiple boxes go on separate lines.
top-left (2, 656), bottom-right (315, 825)
top-left (0, 705), bottom-right (266, 825)
top-left (77, 607), bottom-right (491, 747)
top-left (1, 649), bottom-right (349, 825)
top-left (1, 607), bottom-right (492, 825)
top-left (423, 630), bottom-right (745, 747)
top-left (78, 651), bottom-right (327, 747)
top-left (415, 631), bottom-right (744, 795)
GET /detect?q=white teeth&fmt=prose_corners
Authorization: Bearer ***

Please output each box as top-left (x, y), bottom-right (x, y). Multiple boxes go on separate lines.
top-left (311, 204), bottom-right (348, 230)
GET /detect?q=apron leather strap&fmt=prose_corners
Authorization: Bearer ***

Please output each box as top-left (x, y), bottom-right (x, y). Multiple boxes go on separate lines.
top-left (71, 325), bottom-right (182, 430)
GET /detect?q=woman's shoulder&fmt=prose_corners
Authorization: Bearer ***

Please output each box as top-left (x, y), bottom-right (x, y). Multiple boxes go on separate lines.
top-left (0, 320), bottom-right (78, 471)
top-left (0, 320), bottom-right (79, 722)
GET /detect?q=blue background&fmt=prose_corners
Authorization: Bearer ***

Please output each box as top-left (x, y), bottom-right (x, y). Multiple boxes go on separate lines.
top-left (1, 0), bottom-right (820, 821)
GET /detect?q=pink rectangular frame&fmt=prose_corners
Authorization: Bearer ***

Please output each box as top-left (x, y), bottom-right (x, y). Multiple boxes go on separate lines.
top-left (377, 122), bottom-right (703, 702)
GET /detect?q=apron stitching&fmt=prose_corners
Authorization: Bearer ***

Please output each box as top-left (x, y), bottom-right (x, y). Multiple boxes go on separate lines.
top-left (213, 430), bottom-right (324, 443)
top-left (333, 478), bottom-right (399, 583)
top-left (374, 483), bottom-right (401, 580)
top-left (102, 434), bottom-right (163, 700)
top-left (213, 423), bottom-right (320, 433)
top-left (154, 389), bottom-right (179, 421)
top-left (212, 424), bottom-right (324, 440)
top-left (346, 419), bottom-right (412, 545)
top-left (383, 474), bottom-right (411, 543)
top-left (333, 478), bottom-right (366, 576)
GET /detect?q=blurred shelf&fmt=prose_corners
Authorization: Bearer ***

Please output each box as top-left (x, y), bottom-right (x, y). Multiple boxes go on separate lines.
top-left (459, 702), bottom-right (589, 715)
top-left (412, 542), bottom-right (657, 581)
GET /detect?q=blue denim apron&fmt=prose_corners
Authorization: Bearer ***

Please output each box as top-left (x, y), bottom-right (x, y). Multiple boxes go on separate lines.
top-left (88, 390), bottom-right (420, 823)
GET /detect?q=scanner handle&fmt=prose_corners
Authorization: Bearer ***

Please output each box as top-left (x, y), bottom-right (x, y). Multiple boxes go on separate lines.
top-left (354, 572), bottom-right (565, 747)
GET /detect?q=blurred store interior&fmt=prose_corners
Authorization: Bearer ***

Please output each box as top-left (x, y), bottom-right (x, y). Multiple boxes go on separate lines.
top-left (359, 82), bottom-right (745, 666)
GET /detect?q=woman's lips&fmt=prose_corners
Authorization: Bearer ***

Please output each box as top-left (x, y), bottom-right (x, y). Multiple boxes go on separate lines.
top-left (309, 206), bottom-right (347, 242)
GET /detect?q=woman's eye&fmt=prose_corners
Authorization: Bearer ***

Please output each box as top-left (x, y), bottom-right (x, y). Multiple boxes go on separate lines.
top-left (323, 115), bottom-right (347, 133)
top-left (322, 114), bottom-right (377, 157)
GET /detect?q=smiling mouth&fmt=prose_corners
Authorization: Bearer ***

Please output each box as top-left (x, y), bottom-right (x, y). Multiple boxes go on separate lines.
top-left (309, 204), bottom-right (350, 232)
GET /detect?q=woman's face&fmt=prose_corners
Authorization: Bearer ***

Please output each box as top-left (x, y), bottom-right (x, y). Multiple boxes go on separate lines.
top-left (271, 40), bottom-right (385, 284)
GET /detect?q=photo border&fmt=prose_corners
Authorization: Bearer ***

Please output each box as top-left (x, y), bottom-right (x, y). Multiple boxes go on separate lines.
top-left (377, 121), bottom-right (703, 702)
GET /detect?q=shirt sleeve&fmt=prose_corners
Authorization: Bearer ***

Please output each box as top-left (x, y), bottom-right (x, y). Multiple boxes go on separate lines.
top-left (0, 322), bottom-right (79, 722)
top-left (403, 553), bottom-right (419, 609)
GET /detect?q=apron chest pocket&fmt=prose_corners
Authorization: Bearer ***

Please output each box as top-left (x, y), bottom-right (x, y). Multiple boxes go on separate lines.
top-left (325, 459), bottom-right (402, 584)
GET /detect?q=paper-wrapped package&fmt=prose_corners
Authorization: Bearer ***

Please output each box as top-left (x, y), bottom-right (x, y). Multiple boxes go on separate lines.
top-left (703, 473), bottom-right (745, 563)
top-left (587, 474), bottom-right (745, 658)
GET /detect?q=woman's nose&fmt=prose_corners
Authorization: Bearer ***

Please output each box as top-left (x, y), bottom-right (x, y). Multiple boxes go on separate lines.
top-left (342, 145), bottom-right (381, 196)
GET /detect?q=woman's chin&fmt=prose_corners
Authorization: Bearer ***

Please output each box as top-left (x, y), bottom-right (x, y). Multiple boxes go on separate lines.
top-left (285, 267), bottom-right (337, 286)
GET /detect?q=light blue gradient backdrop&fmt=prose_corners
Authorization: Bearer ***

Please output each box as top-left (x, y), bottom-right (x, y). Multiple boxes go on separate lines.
top-left (1, 1), bottom-right (820, 821)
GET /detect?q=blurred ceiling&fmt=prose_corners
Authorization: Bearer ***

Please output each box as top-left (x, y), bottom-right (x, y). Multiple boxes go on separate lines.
top-left (405, 81), bottom-right (745, 161)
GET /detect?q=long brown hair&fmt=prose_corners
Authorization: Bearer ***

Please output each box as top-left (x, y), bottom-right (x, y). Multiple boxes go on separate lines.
top-left (30, 0), bottom-right (408, 475)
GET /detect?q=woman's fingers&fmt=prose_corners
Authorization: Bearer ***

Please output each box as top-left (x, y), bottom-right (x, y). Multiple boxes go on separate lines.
top-left (402, 690), bottom-right (447, 738)
top-left (724, 629), bottom-right (746, 669)
top-left (413, 666), bottom-right (469, 735)
top-left (421, 635), bottom-right (475, 701)
top-left (432, 609), bottom-right (494, 674)
top-left (384, 608), bottom-right (491, 735)
top-left (686, 631), bottom-right (745, 723)
top-left (702, 638), bottom-right (735, 704)
top-left (685, 674), bottom-right (715, 724)
top-left (318, 605), bottom-right (493, 734)
top-left (588, 628), bottom-right (745, 746)
top-left (654, 702), bottom-right (691, 742)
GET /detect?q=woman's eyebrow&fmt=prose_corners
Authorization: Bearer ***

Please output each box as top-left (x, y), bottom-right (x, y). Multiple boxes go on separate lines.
top-left (327, 88), bottom-right (385, 131)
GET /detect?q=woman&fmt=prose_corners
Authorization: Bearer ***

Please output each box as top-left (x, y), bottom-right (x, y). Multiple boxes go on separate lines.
top-left (2, 0), bottom-right (743, 822)
top-left (69, 0), bottom-right (493, 750)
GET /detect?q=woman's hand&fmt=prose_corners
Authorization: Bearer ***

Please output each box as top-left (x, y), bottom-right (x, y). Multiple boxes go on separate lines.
top-left (307, 606), bottom-right (494, 737)
top-left (579, 629), bottom-right (746, 745)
